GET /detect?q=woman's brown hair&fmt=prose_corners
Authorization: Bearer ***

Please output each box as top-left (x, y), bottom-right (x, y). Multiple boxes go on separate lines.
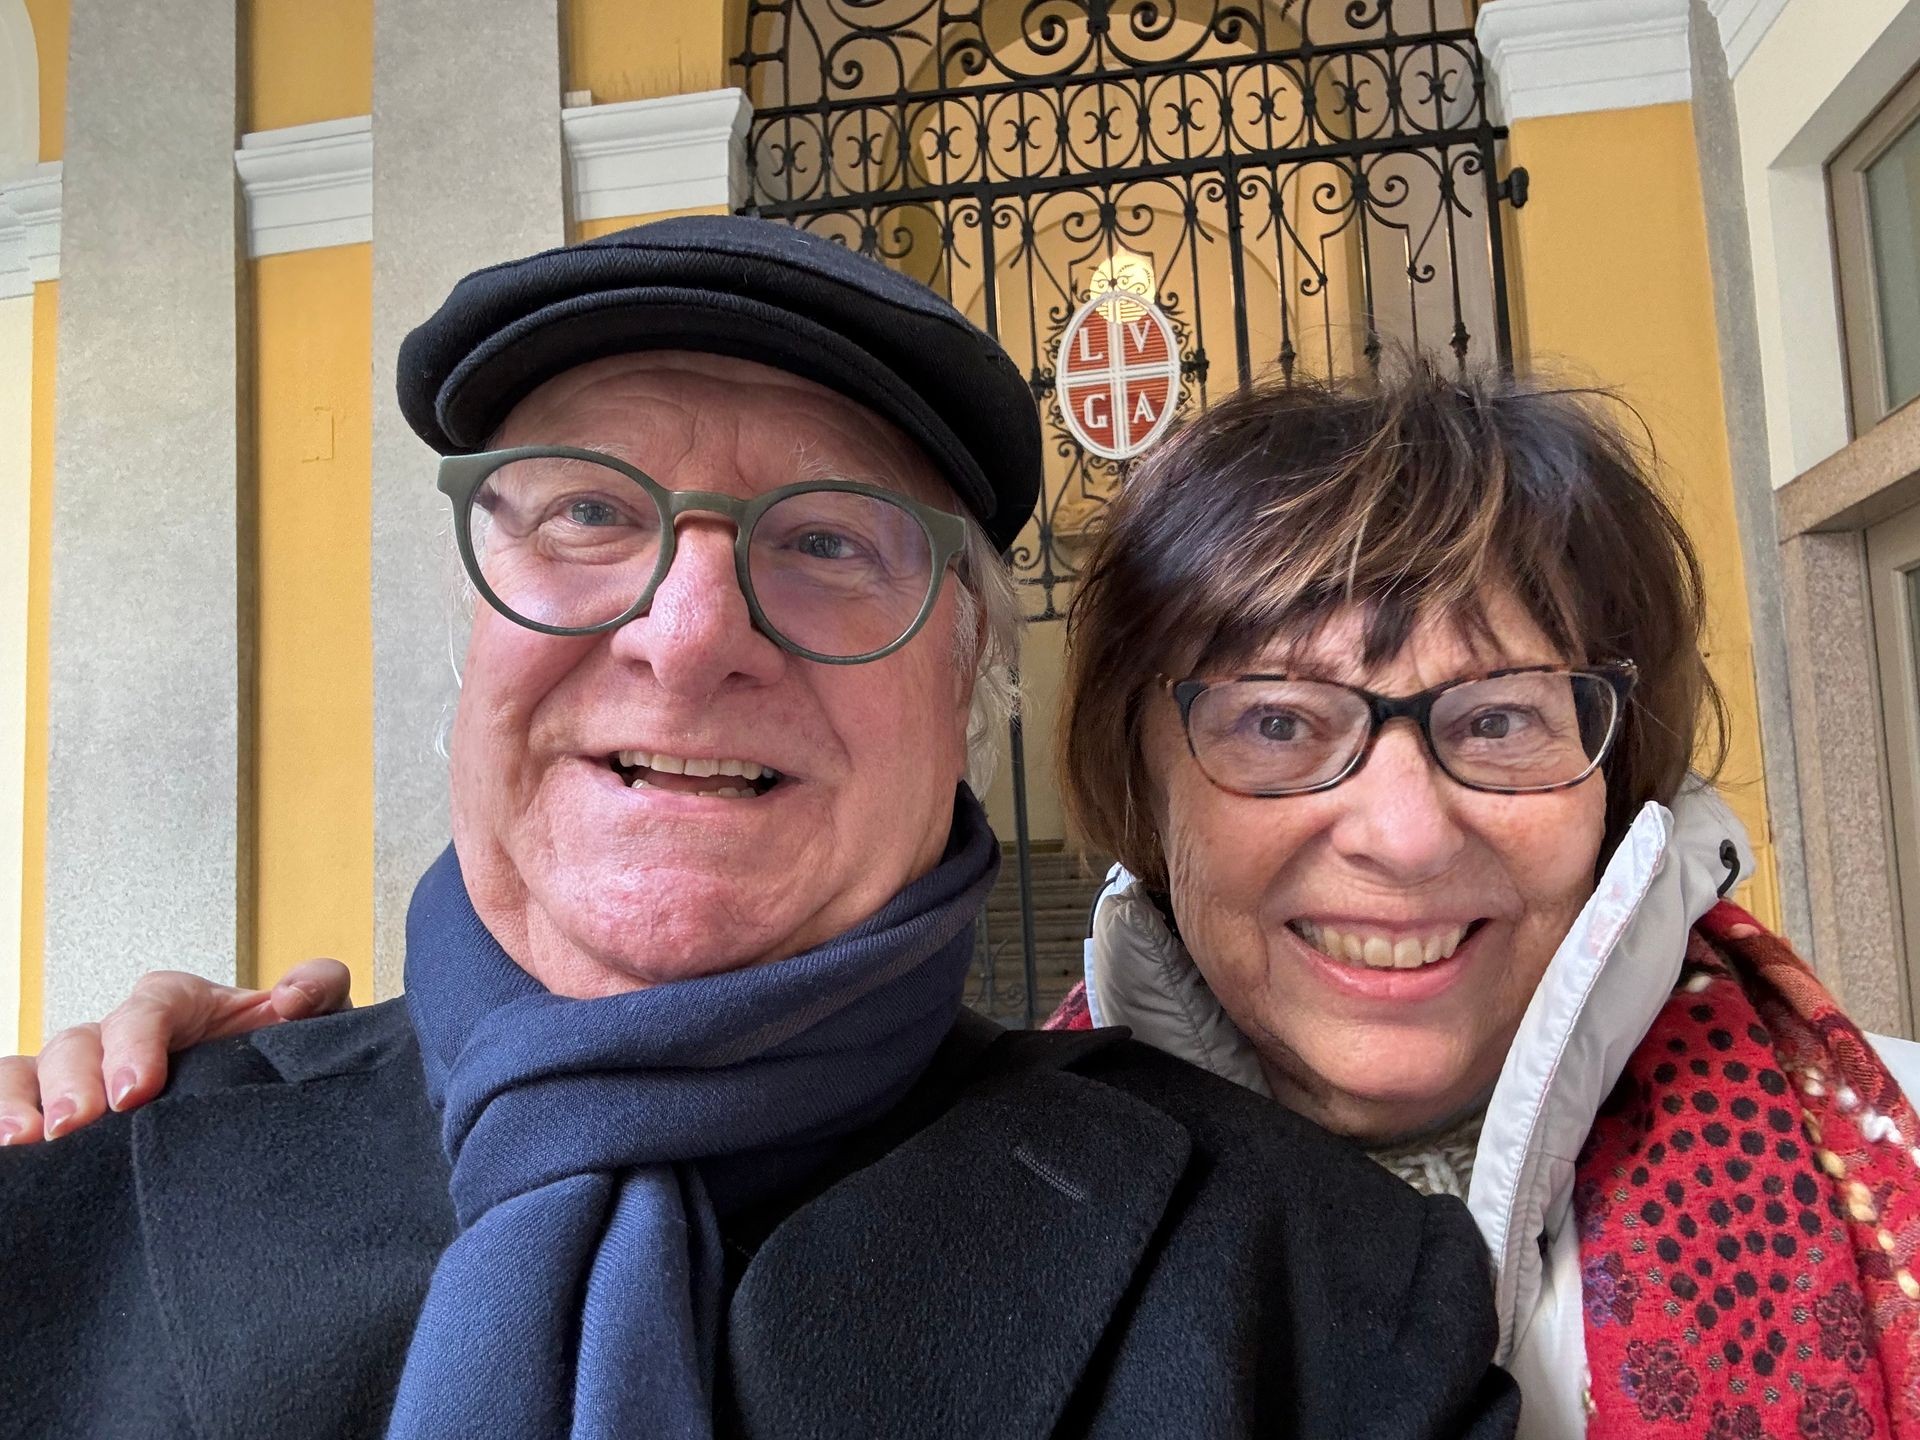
top-left (1058, 357), bottom-right (1727, 887)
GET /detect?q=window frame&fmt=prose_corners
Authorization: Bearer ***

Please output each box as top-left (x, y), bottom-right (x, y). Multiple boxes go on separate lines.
top-left (1830, 62), bottom-right (1920, 434)
top-left (1867, 501), bottom-right (1920, 1038)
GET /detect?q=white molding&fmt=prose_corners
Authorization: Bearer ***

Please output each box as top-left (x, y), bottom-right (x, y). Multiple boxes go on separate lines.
top-left (0, 160), bottom-right (61, 298)
top-left (1708, 0), bottom-right (1791, 78)
top-left (561, 88), bottom-right (750, 224)
top-left (235, 115), bottom-right (372, 258)
top-left (1476, 0), bottom-right (1692, 123)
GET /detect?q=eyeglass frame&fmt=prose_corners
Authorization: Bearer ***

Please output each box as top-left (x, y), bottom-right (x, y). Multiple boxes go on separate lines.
top-left (436, 444), bottom-right (974, 665)
top-left (1166, 661), bottom-right (1640, 798)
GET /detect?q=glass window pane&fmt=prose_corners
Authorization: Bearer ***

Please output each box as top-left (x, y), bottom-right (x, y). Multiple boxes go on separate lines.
top-left (1906, 566), bottom-right (1920, 703)
top-left (1866, 120), bottom-right (1920, 411)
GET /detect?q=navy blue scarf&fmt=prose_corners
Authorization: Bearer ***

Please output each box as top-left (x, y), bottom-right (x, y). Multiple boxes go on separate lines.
top-left (387, 788), bottom-right (997, 1440)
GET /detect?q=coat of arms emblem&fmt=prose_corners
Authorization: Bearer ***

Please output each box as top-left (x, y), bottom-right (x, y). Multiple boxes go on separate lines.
top-left (1056, 286), bottom-right (1182, 461)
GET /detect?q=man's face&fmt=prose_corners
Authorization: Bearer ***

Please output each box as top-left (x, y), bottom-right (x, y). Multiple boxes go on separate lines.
top-left (449, 352), bottom-right (977, 997)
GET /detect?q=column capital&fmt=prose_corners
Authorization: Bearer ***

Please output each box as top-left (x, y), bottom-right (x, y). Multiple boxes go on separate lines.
top-left (562, 87), bottom-right (751, 225)
top-left (0, 160), bottom-right (61, 297)
top-left (1476, 0), bottom-right (1691, 123)
top-left (236, 117), bottom-right (372, 258)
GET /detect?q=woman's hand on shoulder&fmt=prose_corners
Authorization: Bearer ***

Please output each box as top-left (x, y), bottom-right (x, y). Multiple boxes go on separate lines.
top-left (0, 959), bottom-right (353, 1144)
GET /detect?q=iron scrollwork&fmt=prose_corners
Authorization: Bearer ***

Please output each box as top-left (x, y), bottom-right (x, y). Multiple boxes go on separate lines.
top-left (734, 0), bottom-right (1521, 1023)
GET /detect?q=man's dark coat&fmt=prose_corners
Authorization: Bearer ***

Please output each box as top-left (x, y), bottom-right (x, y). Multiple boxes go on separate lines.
top-left (0, 1001), bottom-right (1518, 1439)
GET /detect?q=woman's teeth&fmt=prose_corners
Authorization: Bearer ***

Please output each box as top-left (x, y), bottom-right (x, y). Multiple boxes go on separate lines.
top-left (1290, 920), bottom-right (1469, 969)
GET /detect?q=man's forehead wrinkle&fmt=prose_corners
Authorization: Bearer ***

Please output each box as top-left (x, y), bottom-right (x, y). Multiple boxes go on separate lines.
top-left (785, 437), bottom-right (883, 490)
top-left (495, 354), bottom-right (959, 510)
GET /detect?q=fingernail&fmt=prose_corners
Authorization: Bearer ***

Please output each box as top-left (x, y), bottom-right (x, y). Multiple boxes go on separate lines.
top-left (109, 1067), bottom-right (138, 1110)
top-left (0, 1118), bottom-right (21, 1146)
top-left (43, 1098), bottom-right (74, 1137)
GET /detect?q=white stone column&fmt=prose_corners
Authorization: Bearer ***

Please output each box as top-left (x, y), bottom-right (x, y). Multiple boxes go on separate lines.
top-left (370, 0), bottom-right (564, 992)
top-left (43, 0), bottom-right (244, 1029)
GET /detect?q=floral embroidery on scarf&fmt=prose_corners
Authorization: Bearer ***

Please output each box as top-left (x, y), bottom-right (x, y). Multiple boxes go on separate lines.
top-left (1798, 1381), bottom-right (1875, 1440)
top-left (1619, 1337), bottom-right (1698, 1423)
top-left (1583, 1251), bottom-right (1640, 1327)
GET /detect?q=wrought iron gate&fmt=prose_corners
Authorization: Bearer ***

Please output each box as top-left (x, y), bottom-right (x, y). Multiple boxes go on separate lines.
top-left (735, 0), bottom-right (1524, 1024)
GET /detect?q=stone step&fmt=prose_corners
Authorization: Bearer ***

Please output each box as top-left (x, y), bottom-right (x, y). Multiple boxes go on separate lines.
top-left (976, 935), bottom-right (1083, 976)
top-left (978, 914), bottom-right (1092, 948)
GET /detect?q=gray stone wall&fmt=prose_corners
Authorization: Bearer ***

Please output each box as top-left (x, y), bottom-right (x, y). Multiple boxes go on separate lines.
top-left (43, 0), bottom-right (244, 1030)
top-left (369, 0), bottom-right (565, 993)
top-left (1689, 0), bottom-right (1814, 953)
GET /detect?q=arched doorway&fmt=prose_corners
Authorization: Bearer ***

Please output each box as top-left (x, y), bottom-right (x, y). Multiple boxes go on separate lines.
top-left (735, 0), bottom-right (1523, 1021)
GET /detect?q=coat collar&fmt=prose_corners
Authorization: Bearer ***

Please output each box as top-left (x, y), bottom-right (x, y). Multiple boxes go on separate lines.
top-left (1468, 786), bottom-right (1750, 1361)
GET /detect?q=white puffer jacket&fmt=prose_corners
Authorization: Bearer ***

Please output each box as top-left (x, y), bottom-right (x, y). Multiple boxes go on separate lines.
top-left (1081, 787), bottom-right (1920, 1438)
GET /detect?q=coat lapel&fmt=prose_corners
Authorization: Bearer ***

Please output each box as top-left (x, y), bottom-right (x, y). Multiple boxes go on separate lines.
top-left (725, 1055), bottom-right (1192, 1440)
top-left (131, 1009), bottom-right (454, 1440)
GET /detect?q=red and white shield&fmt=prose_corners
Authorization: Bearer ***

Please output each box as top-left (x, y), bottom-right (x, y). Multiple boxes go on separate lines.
top-left (1057, 287), bottom-right (1182, 461)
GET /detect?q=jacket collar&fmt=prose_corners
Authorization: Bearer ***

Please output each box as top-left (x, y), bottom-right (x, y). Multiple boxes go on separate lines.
top-left (1468, 785), bottom-right (1750, 1360)
top-left (1082, 784), bottom-right (1753, 1362)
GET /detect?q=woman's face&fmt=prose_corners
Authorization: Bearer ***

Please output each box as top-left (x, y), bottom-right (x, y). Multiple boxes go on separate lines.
top-left (1141, 592), bottom-right (1609, 1143)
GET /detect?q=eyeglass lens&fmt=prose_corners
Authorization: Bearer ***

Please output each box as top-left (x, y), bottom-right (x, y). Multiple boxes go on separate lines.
top-left (464, 453), bottom-right (938, 659)
top-left (1186, 670), bottom-right (1621, 795)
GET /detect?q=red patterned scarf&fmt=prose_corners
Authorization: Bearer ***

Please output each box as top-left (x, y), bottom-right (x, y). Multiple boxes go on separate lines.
top-left (1577, 902), bottom-right (1920, 1437)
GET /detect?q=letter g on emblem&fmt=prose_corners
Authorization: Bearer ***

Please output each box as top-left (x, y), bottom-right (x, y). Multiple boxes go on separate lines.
top-left (1057, 287), bottom-right (1182, 461)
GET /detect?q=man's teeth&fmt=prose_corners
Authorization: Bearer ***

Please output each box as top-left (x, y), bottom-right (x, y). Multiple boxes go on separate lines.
top-left (1291, 921), bottom-right (1469, 969)
top-left (615, 751), bottom-right (773, 780)
top-left (614, 750), bottom-right (777, 798)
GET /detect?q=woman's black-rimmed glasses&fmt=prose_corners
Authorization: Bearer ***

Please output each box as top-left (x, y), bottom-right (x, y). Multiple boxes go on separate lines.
top-left (1168, 662), bottom-right (1638, 798)
top-left (437, 445), bottom-right (972, 665)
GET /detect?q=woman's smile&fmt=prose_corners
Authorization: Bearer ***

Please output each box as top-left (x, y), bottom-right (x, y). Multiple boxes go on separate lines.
top-left (1285, 917), bottom-right (1480, 970)
top-left (1278, 915), bottom-right (1491, 1005)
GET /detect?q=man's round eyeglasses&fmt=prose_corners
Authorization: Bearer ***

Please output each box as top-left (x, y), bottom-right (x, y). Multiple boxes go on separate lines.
top-left (436, 446), bottom-right (971, 664)
top-left (1168, 662), bottom-right (1638, 798)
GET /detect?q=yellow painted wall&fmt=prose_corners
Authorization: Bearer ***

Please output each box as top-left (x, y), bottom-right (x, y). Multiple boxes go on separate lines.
top-left (24, 0), bottom-right (63, 162)
top-left (249, 247), bottom-right (375, 1000)
top-left (20, 281), bottom-right (55, 1051)
top-left (563, 0), bottom-right (742, 104)
top-left (573, 205), bottom-right (727, 243)
top-left (245, 0), bottom-right (372, 133)
top-left (242, 0), bottom-right (377, 1000)
top-left (16, 1), bottom-right (64, 1050)
top-left (1504, 102), bottom-right (1779, 929)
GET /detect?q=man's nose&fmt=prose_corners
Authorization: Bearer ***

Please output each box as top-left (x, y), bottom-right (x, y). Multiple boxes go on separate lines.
top-left (1324, 721), bottom-right (1468, 883)
top-left (605, 517), bottom-right (786, 695)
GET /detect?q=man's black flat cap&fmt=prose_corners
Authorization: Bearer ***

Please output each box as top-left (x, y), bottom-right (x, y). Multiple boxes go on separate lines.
top-left (397, 214), bottom-right (1042, 552)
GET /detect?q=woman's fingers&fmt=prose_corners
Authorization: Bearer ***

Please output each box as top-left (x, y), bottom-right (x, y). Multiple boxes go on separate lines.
top-left (0, 1054), bottom-right (47, 1145)
top-left (93, 962), bottom-right (353, 1118)
top-left (96, 970), bottom-right (271, 1114)
top-left (31, 1024), bottom-right (108, 1139)
top-left (268, 958), bottom-right (353, 1020)
top-left (0, 962), bottom-right (358, 1142)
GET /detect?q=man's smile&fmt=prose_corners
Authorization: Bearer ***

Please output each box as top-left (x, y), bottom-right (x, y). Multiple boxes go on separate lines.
top-left (608, 749), bottom-right (784, 799)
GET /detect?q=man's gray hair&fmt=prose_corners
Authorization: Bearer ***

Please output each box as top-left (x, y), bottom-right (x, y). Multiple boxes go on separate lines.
top-left (951, 517), bottom-right (1022, 794)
